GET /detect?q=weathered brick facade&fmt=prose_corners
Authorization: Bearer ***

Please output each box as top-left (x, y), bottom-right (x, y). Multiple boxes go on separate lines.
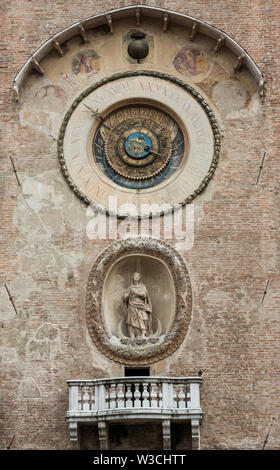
top-left (0, 1), bottom-right (279, 450)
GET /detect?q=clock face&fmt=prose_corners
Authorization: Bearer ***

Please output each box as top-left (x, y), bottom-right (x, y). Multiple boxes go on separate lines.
top-left (93, 104), bottom-right (185, 189)
top-left (58, 72), bottom-right (220, 217)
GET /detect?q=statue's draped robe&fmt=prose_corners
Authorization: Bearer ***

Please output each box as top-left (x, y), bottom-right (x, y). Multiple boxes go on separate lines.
top-left (123, 283), bottom-right (153, 337)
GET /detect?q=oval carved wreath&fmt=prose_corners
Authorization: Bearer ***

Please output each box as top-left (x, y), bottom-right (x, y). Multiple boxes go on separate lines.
top-left (85, 238), bottom-right (192, 365)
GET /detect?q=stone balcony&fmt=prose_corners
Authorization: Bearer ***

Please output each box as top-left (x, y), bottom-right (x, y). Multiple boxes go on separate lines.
top-left (67, 376), bottom-right (203, 449)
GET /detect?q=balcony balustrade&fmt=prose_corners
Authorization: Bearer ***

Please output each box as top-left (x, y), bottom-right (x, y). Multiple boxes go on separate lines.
top-left (67, 376), bottom-right (203, 449)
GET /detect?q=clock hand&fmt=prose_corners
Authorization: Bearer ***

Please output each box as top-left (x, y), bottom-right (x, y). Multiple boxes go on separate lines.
top-left (83, 103), bottom-right (112, 130)
top-left (144, 146), bottom-right (165, 157)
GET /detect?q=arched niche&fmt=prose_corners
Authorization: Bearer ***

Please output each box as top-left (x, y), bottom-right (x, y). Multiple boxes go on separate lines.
top-left (85, 238), bottom-right (192, 365)
top-left (103, 253), bottom-right (175, 338)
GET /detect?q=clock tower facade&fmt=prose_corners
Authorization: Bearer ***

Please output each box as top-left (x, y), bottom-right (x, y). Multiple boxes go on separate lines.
top-left (1, 3), bottom-right (279, 451)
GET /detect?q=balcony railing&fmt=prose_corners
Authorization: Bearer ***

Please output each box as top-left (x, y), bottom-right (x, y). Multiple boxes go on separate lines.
top-left (67, 376), bottom-right (203, 449)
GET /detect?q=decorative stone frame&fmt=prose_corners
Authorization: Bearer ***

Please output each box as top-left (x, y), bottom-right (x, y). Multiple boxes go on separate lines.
top-left (57, 70), bottom-right (221, 217)
top-left (13, 5), bottom-right (264, 101)
top-left (85, 238), bottom-right (192, 365)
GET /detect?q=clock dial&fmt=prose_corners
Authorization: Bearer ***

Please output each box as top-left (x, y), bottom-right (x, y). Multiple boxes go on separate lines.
top-left (58, 72), bottom-right (219, 217)
top-left (93, 104), bottom-right (184, 189)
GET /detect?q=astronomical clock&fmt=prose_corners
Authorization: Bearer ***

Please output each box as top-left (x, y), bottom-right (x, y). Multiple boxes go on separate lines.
top-left (58, 70), bottom-right (219, 216)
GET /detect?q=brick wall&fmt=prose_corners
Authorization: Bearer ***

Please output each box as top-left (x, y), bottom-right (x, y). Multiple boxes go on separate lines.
top-left (0, 0), bottom-right (279, 450)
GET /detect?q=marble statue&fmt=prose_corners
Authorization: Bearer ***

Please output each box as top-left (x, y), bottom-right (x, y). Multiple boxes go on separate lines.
top-left (122, 272), bottom-right (153, 338)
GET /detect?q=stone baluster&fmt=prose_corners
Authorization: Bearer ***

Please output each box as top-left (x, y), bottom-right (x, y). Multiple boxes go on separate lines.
top-left (117, 383), bottom-right (125, 408)
top-left (178, 384), bottom-right (186, 408)
top-left (173, 385), bottom-right (179, 409)
top-left (170, 383), bottom-right (176, 408)
top-left (150, 382), bottom-right (158, 408)
top-left (134, 383), bottom-right (141, 408)
top-left (94, 384), bottom-right (99, 411)
top-left (125, 383), bottom-right (133, 408)
top-left (89, 385), bottom-right (95, 411)
top-left (186, 383), bottom-right (191, 408)
top-left (142, 381), bottom-right (150, 407)
top-left (105, 385), bottom-right (109, 410)
top-left (83, 386), bottom-right (90, 411)
top-left (78, 385), bottom-right (84, 411)
top-left (109, 383), bottom-right (117, 409)
top-left (158, 383), bottom-right (163, 408)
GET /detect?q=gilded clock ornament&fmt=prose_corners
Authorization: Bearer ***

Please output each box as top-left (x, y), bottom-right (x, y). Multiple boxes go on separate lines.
top-left (93, 104), bottom-right (184, 189)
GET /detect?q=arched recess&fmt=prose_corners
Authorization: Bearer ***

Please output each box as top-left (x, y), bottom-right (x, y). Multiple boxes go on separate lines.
top-left (13, 4), bottom-right (263, 101)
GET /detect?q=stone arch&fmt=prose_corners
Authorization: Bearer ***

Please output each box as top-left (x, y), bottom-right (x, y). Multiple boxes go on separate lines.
top-left (13, 5), bottom-right (263, 101)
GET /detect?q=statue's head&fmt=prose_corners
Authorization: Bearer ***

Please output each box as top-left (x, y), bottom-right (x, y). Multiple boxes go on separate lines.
top-left (133, 272), bottom-right (141, 283)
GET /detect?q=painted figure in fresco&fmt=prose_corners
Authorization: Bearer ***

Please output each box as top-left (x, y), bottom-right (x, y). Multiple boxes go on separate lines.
top-left (72, 50), bottom-right (101, 75)
top-left (35, 84), bottom-right (66, 100)
top-left (173, 47), bottom-right (209, 77)
top-left (122, 272), bottom-right (153, 339)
